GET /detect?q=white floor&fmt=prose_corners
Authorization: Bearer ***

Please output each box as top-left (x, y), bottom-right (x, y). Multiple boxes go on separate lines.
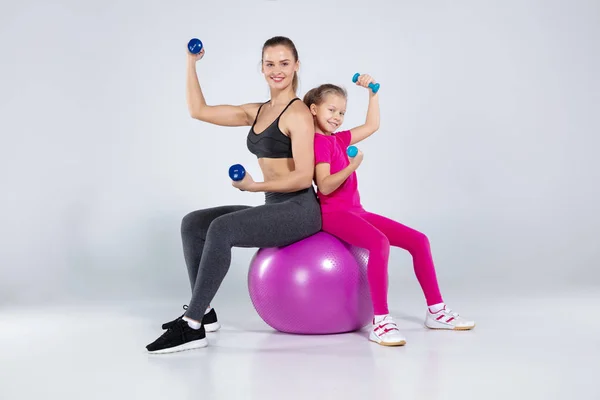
top-left (1, 286), bottom-right (599, 400)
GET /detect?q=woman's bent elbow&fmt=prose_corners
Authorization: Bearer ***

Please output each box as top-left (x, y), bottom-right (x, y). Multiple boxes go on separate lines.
top-left (189, 110), bottom-right (203, 121)
top-left (296, 174), bottom-right (314, 190)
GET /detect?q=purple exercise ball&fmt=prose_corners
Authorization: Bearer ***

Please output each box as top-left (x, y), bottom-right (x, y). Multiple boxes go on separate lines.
top-left (247, 231), bottom-right (373, 334)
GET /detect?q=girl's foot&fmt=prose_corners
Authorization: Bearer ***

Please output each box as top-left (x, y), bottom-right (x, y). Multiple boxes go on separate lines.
top-left (425, 305), bottom-right (475, 330)
top-left (369, 315), bottom-right (407, 346)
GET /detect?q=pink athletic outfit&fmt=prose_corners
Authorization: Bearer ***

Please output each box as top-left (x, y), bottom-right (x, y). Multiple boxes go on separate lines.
top-left (314, 130), bottom-right (443, 315)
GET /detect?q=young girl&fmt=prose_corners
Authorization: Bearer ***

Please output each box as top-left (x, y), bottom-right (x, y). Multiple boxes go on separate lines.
top-left (303, 75), bottom-right (475, 347)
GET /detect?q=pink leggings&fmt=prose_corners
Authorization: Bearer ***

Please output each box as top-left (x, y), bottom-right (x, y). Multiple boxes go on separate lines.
top-left (321, 210), bottom-right (444, 315)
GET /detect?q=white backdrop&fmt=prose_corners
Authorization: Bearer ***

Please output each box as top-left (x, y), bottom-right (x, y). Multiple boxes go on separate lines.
top-left (1, 0), bottom-right (598, 306)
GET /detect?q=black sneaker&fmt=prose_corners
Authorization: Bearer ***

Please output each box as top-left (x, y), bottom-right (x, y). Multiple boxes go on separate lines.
top-left (161, 305), bottom-right (188, 330)
top-left (162, 305), bottom-right (221, 332)
top-left (146, 319), bottom-right (207, 354)
top-left (202, 308), bottom-right (221, 332)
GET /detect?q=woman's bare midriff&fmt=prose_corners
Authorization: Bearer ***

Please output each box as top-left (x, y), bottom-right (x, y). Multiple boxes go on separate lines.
top-left (258, 157), bottom-right (296, 182)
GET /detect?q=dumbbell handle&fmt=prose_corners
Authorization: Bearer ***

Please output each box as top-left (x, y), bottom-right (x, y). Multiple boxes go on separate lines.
top-left (352, 73), bottom-right (380, 94)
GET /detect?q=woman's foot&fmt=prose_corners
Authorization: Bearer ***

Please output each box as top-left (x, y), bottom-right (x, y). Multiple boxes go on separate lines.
top-left (425, 304), bottom-right (475, 330)
top-left (146, 319), bottom-right (208, 354)
top-left (369, 315), bottom-right (407, 346)
top-left (201, 308), bottom-right (221, 332)
top-left (162, 305), bottom-right (221, 332)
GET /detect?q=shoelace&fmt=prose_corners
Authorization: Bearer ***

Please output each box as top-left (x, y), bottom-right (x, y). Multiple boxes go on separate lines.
top-left (164, 305), bottom-right (189, 327)
top-left (160, 319), bottom-right (189, 343)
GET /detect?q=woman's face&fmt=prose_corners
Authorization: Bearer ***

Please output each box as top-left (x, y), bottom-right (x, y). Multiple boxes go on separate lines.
top-left (262, 45), bottom-right (298, 91)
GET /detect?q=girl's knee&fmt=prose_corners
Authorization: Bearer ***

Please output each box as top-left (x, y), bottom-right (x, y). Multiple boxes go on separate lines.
top-left (407, 231), bottom-right (431, 254)
top-left (415, 232), bottom-right (430, 247)
top-left (369, 233), bottom-right (391, 259)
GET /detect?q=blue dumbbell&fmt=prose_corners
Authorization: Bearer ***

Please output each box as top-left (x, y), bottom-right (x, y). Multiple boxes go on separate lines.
top-left (188, 38), bottom-right (203, 54)
top-left (347, 146), bottom-right (358, 157)
top-left (352, 73), bottom-right (380, 94)
top-left (229, 164), bottom-right (246, 181)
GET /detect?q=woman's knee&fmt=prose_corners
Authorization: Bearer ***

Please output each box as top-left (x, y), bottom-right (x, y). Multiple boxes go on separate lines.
top-left (204, 214), bottom-right (232, 240)
top-left (181, 209), bottom-right (213, 236)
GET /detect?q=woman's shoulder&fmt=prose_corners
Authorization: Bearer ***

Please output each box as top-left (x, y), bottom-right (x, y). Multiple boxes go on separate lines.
top-left (241, 102), bottom-right (266, 121)
top-left (288, 97), bottom-right (311, 114)
top-left (281, 98), bottom-right (313, 133)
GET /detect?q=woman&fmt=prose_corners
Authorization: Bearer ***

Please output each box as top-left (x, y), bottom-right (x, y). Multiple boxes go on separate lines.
top-left (146, 36), bottom-right (322, 354)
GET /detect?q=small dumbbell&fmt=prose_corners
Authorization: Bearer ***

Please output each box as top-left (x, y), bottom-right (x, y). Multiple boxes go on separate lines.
top-left (229, 164), bottom-right (246, 181)
top-left (347, 146), bottom-right (358, 157)
top-left (187, 38), bottom-right (204, 54)
top-left (352, 73), bottom-right (380, 94)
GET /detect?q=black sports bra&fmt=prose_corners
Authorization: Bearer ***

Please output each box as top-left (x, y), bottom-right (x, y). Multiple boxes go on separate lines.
top-left (247, 98), bottom-right (299, 159)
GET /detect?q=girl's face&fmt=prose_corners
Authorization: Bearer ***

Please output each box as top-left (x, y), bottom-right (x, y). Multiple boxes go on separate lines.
top-left (261, 45), bottom-right (298, 91)
top-left (310, 93), bottom-right (347, 134)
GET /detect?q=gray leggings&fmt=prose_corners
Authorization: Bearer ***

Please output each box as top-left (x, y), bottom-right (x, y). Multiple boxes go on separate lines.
top-left (181, 188), bottom-right (322, 321)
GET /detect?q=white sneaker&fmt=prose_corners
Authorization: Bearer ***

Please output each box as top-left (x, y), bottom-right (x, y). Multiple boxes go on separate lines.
top-left (425, 306), bottom-right (475, 330)
top-left (369, 316), bottom-right (407, 346)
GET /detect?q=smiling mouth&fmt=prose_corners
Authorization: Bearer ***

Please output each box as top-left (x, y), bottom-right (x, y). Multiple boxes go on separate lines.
top-left (271, 76), bottom-right (284, 82)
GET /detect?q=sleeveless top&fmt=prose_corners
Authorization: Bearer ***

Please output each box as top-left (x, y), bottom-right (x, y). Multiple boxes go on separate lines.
top-left (246, 98), bottom-right (299, 158)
